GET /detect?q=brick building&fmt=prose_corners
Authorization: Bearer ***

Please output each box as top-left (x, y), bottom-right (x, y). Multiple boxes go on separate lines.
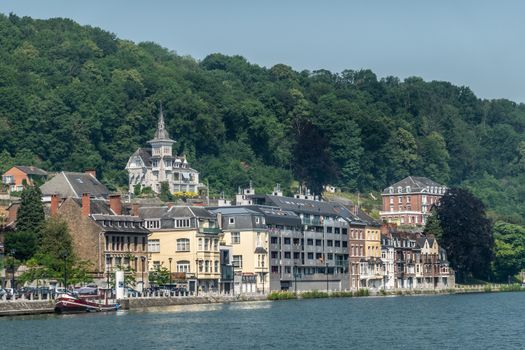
top-left (52, 193), bottom-right (150, 289)
top-left (379, 176), bottom-right (447, 226)
top-left (2, 166), bottom-right (47, 193)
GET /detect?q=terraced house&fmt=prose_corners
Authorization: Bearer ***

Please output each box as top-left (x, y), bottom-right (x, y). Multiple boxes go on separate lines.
top-left (139, 205), bottom-right (221, 293)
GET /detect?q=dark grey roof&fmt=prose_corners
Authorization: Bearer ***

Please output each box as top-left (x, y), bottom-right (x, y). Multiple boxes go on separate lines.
top-left (140, 206), bottom-right (215, 220)
top-left (133, 148), bottom-right (152, 167)
top-left (13, 165), bottom-right (47, 176)
top-left (209, 207), bottom-right (260, 216)
top-left (254, 246), bottom-right (267, 254)
top-left (250, 206), bottom-right (301, 226)
top-left (265, 195), bottom-right (342, 216)
top-left (352, 207), bottom-right (381, 226)
top-left (139, 206), bottom-right (168, 219)
top-left (383, 176), bottom-right (445, 194)
top-left (41, 172), bottom-right (109, 199)
top-left (92, 214), bottom-right (149, 234)
top-left (72, 198), bottom-right (113, 215)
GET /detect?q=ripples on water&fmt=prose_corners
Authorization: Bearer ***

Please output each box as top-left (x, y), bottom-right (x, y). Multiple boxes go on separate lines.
top-left (1, 293), bottom-right (524, 349)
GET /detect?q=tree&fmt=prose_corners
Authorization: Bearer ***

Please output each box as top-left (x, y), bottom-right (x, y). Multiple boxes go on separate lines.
top-left (492, 222), bottom-right (525, 282)
top-left (159, 181), bottom-right (174, 202)
top-left (149, 266), bottom-right (170, 286)
top-left (4, 231), bottom-right (38, 261)
top-left (423, 207), bottom-right (443, 240)
top-left (15, 186), bottom-right (45, 232)
top-left (436, 188), bottom-right (494, 282)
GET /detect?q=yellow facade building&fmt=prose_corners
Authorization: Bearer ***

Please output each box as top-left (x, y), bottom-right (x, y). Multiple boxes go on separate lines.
top-left (140, 206), bottom-right (222, 292)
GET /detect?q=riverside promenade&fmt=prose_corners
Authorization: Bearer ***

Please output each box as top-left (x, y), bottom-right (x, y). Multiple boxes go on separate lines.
top-left (1, 284), bottom-right (521, 317)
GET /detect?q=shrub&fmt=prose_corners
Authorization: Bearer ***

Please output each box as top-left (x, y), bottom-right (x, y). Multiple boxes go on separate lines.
top-left (355, 289), bottom-right (369, 297)
top-left (301, 290), bottom-right (329, 299)
top-left (267, 291), bottom-right (297, 300)
top-left (331, 291), bottom-right (353, 298)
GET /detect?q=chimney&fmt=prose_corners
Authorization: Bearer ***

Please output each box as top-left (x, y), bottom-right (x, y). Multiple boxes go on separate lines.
top-left (109, 194), bottom-right (122, 215)
top-left (82, 193), bottom-right (91, 217)
top-left (50, 194), bottom-right (59, 217)
top-left (132, 202), bottom-right (140, 216)
top-left (84, 168), bottom-right (97, 179)
top-left (166, 202), bottom-right (173, 209)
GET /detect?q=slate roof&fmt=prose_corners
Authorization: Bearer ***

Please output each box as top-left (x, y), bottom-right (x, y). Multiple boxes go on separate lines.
top-left (91, 214), bottom-right (149, 234)
top-left (40, 172), bottom-right (109, 199)
top-left (132, 148), bottom-right (152, 167)
top-left (352, 207), bottom-right (381, 226)
top-left (250, 206), bottom-right (301, 226)
top-left (72, 198), bottom-right (113, 215)
top-left (13, 166), bottom-right (47, 176)
top-left (139, 206), bottom-right (215, 220)
top-left (382, 176), bottom-right (445, 194)
top-left (148, 109), bottom-right (175, 143)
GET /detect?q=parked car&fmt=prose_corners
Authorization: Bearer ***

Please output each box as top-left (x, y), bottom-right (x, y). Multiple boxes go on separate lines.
top-left (4, 288), bottom-right (17, 300)
top-left (0, 288), bottom-right (6, 299)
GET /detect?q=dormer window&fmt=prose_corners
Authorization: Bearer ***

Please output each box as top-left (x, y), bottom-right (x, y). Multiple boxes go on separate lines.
top-left (406, 186), bottom-right (411, 193)
top-left (397, 187), bottom-right (402, 193)
top-left (389, 187), bottom-right (394, 194)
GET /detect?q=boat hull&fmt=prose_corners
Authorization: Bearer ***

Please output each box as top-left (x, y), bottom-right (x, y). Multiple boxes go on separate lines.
top-left (54, 295), bottom-right (120, 314)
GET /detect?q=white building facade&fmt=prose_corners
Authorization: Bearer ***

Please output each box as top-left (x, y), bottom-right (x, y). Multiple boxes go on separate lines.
top-left (126, 109), bottom-right (203, 195)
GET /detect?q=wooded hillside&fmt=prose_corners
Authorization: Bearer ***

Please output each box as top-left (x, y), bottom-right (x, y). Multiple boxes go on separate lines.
top-left (0, 13), bottom-right (523, 223)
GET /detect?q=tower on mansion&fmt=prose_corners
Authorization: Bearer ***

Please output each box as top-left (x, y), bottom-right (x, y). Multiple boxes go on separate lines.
top-left (379, 176), bottom-right (447, 226)
top-left (126, 109), bottom-right (203, 195)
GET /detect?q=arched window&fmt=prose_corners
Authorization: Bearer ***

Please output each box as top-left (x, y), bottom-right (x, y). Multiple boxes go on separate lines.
top-left (176, 238), bottom-right (190, 251)
top-left (177, 260), bottom-right (190, 273)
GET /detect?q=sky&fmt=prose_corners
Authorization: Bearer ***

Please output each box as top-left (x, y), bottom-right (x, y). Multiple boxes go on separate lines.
top-left (1, 0), bottom-right (524, 102)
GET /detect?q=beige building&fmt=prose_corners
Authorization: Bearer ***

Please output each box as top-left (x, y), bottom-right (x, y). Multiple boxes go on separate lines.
top-left (139, 206), bottom-right (222, 292)
top-left (210, 207), bottom-right (269, 293)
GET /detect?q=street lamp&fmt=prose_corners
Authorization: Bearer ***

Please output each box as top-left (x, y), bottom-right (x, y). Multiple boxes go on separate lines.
top-left (61, 249), bottom-right (69, 290)
top-left (141, 256), bottom-right (146, 292)
top-left (168, 257), bottom-right (173, 294)
top-left (10, 249), bottom-right (16, 290)
top-left (195, 259), bottom-right (200, 296)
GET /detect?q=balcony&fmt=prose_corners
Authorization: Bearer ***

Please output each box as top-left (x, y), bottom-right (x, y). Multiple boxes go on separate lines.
top-left (198, 227), bottom-right (222, 235)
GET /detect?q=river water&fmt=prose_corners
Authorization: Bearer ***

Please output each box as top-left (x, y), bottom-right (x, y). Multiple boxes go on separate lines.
top-left (1, 292), bottom-right (523, 349)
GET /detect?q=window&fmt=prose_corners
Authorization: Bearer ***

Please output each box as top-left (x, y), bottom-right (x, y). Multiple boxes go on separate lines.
top-left (342, 241), bottom-right (347, 248)
top-left (214, 260), bottom-right (219, 273)
top-left (232, 255), bottom-right (243, 268)
top-left (198, 260), bottom-right (203, 273)
top-left (271, 266), bottom-right (279, 273)
top-left (335, 240), bottom-right (341, 247)
top-left (198, 238), bottom-right (203, 250)
top-left (284, 237), bottom-right (291, 245)
top-left (177, 238), bottom-right (190, 252)
top-left (231, 232), bottom-right (240, 244)
top-left (326, 226), bottom-right (333, 233)
top-left (327, 240), bottom-right (333, 247)
top-left (152, 261), bottom-right (161, 270)
top-left (316, 253), bottom-right (322, 260)
top-left (177, 261), bottom-right (190, 273)
top-left (213, 239), bottom-right (218, 251)
top-left (342, 228), bottom-right (347, 235)
top-left (284, 252), bottom-right (291, 259)
top-left (148, 239), bottom-right (160, 253)
top-left (285, 266), bottom-right (291, 274)
top-left (205, 260), bottom-right (209, 273)
top-left (327, 253), bottom-right (333, 260)
top-left (315, 239), bottom-right (322, 246)
top-left (398, 196), bottom-right (402, 204)
top-left (307, 252), bottom-right (314, 259)
top-left (145, 219), bottom-right (160, 229)
top-left (271, 237), bottom-right (278, 244)
top-left (255, 217), bottom-right (260, 224)
top-left (307, 239), bottom-right (314, 246)
top-left (229, 217), bottom-right (235, 225)
top-left (175, 219), bottom-right (191, 228)
top-left (334, 227), bottom-right (340, 234)
top-left (390, 197), bottom-right (394, 204)
top-left (271, 251), bottom-right (278, 259)
top-left (293, 252), bottom-right (300, 259)
top-left (406, 196), bottom-right (411, 203)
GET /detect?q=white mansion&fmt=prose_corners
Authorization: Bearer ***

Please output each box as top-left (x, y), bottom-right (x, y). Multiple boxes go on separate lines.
top-left (125, 109), bottom-right (203, 195)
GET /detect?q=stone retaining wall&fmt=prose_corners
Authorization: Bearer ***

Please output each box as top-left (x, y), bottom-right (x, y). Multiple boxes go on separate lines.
top-left (0, 300), bottom-right (54, 316)
top-left (122, 294), bottom-right (267, 309)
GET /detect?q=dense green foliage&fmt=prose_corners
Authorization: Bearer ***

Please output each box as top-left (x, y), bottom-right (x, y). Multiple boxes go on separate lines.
top-left (0, 14), bottom-right (524, 221)
top-left (492, 222), bottom-right (525, 282)
top-left (6, 185), bottom-right (45, 260)
top-left (19, 216), bottom-right (93, 286)
top-left (434, 188), bottom-right (494, 281)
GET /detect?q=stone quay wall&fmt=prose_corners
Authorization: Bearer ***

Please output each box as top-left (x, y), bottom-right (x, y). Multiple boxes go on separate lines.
top-left (0, 300), bottom-right (55, 316)
top-left (121, 294), bottom-right (267, 310)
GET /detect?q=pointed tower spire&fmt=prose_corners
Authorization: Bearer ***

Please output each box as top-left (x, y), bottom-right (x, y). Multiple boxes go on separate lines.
top-left (149, 103), bottom-right (175, 143)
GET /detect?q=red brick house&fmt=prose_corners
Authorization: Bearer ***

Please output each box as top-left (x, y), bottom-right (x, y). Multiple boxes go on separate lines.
top-left (379, 176), bottom-right (447, 226)
top-left (2, 166), bottom-right (48, 193)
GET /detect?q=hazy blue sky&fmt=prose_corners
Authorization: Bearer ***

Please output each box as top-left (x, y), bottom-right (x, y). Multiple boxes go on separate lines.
top-left (1, 0), bottom-right (524, 102)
